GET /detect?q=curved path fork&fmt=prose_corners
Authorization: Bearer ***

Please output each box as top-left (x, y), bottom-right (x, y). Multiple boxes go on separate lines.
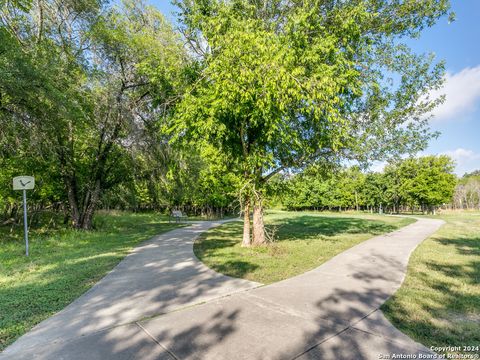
top-left (2, 217), bottom-right (445, 360)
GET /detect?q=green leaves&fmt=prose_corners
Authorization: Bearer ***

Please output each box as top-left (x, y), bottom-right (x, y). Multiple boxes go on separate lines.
top-left (0, 0), bottom-right (454, 223)
top-left (395, 155), bottom-right (456, 208)
top-left (0, 0), bottom-right (191, 226)
top-left (283, 156), bottom-right (456, 212)
top-left (173, 0), bottom-right (450, 195)
top-left (174, 2), bottom-right (362, 185)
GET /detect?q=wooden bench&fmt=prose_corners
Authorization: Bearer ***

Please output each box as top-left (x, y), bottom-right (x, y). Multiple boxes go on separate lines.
top-left (169, 210), bottom-right (188, 223)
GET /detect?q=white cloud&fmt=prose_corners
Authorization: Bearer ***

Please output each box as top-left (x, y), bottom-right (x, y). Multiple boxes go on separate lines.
top-left (443, 148), bottom-right (480, 160)
top-left (441, 148), bottom-right (480, 175)
top-left (369, 160), bottom-right (387, 173)
top-left (430, 66), bottom-right (480, 122)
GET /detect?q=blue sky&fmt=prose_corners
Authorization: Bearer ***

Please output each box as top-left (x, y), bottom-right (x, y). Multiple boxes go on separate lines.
top-left (150, 0), bottom-right (480, 176)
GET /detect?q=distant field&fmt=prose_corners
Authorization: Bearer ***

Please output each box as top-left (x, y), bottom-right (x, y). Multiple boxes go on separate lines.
top-left (0, 212), bottom-right (183, 351)
top-left (382, 212), bottom-right (480, 356)
top-left (194, 211), bottom-right (414, 284)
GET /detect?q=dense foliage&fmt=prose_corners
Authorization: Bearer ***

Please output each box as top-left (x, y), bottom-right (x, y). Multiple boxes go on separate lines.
top-left (0, 0), bottom-right (239, 228)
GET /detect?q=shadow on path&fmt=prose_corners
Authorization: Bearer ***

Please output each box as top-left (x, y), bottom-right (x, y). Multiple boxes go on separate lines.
top-left (2, 217), bottom-right (446, 360)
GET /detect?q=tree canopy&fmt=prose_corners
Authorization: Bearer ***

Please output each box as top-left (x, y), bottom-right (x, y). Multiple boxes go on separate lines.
top-left (172, 0), bottom-right (450, 244)
top-left (1, 0), bottom-right (193, 228)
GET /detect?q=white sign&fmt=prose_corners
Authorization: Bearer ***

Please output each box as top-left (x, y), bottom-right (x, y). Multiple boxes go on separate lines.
top-left (13, 176), bottom-right (35, 191)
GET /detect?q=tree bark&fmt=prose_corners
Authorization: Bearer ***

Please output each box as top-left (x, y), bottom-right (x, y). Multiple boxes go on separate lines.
top-left (65, 176), bottom-right (80, 228)
top-left (252, 200), bottom-right (266, 245)
top-left (242, 199), bottom-right (251, 247)
top-left (79, 180), bottom-right (101, 230)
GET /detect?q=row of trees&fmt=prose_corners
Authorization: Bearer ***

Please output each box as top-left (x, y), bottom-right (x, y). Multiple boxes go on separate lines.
top-left (282, 156), bottom-right (457, 214)
top-left (1, 0), bottom-right (453, 245)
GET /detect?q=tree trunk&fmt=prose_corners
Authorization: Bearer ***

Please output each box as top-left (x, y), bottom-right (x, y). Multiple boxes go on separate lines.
top-left (252, 201), bottom-right (266, 245)
top-left (242, 199), bottom-right (251, 247)
top-left (65, 176), bottom-right (80, 228)
top-left (80, 180), bottom-right (101, 230)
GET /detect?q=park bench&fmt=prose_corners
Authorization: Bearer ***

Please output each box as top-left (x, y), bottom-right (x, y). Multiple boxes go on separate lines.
top-left (169, 210), bottom-right (188, 223)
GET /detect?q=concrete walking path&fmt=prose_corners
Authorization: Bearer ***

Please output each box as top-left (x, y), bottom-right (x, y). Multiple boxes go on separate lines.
top-left (1, 217), bottom-right (445, 360)
top-left (1, 220), bottom-right (260, 358)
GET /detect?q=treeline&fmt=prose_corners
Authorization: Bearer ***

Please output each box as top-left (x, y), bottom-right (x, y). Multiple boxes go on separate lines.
top-left (282, 156), bottom-right (457, 214)
top-left (0, 144), bottom-right (240, 224)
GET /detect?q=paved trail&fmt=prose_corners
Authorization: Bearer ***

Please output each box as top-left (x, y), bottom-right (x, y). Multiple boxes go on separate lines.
top-left (1, 217), bottom-right (444, 360)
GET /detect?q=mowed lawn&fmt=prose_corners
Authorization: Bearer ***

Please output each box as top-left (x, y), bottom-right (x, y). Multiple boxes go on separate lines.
top-left (0, 212), bottom-right (183, 351)
top-left (194, 211), bottom-right (414, 284)
top-left (382, 212), bottom-right (480, 355)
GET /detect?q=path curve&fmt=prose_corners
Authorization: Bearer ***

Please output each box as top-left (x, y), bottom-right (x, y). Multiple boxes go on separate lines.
top-left (1, 217), bottom-right (445, 360)
top-left (1, 220), bottom-right (260, 358)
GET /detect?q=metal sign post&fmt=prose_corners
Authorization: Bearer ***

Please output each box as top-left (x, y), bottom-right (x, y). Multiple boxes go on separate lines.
top-left (23, 189), bottom-right (29, 256)
top-left (13, 176), bottom-right (35, 256)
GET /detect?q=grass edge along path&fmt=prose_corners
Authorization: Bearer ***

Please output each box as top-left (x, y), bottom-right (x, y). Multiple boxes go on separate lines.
top-left (0, 212), bottom-right (185, 351)
top-left (194, 211), bottom-right (415, 285)
top-left (382, 212), bottom-right (480, 358)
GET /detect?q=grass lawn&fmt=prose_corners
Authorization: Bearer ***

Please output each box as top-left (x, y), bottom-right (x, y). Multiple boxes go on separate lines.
top-left (0, 212), bottom-right (183, 351)
top-left (194, 211), bottom-right (415, 284)
top-left (382, 212), bottom-right (480, 356)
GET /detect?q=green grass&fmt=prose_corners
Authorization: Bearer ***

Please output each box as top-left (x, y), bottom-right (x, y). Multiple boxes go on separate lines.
top-left (194, 211), bottom-right (415, 284)
top-left (382, 212), bottom-right (480, 356)
top-left (0, 211), bottom-right (184, 351)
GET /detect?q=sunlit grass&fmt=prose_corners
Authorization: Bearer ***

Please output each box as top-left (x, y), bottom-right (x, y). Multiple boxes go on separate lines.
top-left (194, 210), bottom-right (414, 284)
top-left (382, 212), bottom-right (480, 356)
top-left (0, 212), bottom-right (183, 351)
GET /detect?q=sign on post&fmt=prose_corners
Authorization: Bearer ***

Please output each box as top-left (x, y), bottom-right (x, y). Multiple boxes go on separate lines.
top-left (13, 176), bottom-right (35, 256)
top-left (13, 176), bottom-right (35, 190)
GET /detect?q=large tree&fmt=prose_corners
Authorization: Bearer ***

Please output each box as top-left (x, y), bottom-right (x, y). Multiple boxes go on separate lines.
top-left (172, 0), bottom-right (450, 245)
top-left (1, 0), bottom-right (186, 228)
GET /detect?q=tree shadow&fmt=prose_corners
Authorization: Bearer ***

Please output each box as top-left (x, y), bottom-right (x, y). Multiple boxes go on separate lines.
top-left (194, 216), bottom-right (402, 253)
top-left (6, 218), bottom-right (474, 360)
top-left (130, 222), bottom-right (474, 360)
top-left (290, 261), bottom-right (435, 359)
top-left (379, 232), bottom-right (480, 353)
top-left (0, 221), bottom-right (257, 356)
top-left (435, 235), bottom-right (480, 256)
top-left (214, 261), bottom-right (259, 279)
top-left (2, 308), bottom-right (242, 360)
top-left (272, 215), bottom-right (400, 241)
top-left (126, 248), bottom-right (435, 360)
